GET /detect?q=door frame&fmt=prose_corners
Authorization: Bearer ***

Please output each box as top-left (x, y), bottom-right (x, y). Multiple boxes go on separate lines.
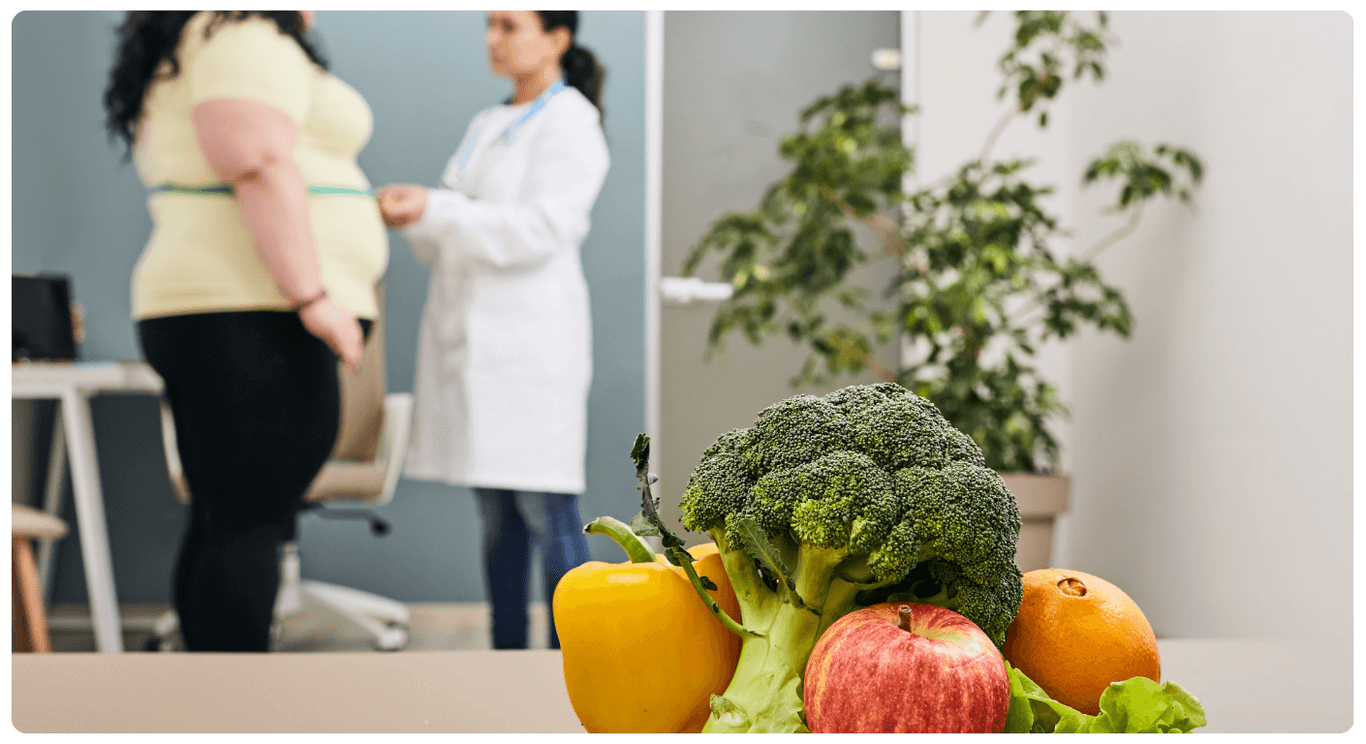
top-left (644, 9), bottom-right (664, 459)
top-left (642, 11), bottom-right (909, 481)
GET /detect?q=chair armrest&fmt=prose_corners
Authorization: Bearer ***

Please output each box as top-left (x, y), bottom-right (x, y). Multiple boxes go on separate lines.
top-left (304, 463), bottom-right (389, 504)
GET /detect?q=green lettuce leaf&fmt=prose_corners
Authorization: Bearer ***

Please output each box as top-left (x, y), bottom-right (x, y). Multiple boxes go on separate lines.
top-left (1003, 661), bottom-right (1207, 733)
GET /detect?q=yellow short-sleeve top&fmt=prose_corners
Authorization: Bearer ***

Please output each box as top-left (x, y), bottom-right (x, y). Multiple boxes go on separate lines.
top-left (130, 12), bottom-right (387, 320)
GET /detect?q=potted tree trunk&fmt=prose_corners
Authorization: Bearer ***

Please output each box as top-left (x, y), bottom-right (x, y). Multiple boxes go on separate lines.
top-left (682, 12), bottom-right (1202, 570)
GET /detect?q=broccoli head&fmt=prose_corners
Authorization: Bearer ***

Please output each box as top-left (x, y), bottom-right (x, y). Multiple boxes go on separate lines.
top-left (678, 383), bottom-right (1023, 733)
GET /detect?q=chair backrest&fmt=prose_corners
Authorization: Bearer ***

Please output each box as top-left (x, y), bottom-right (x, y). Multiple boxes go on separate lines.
top-left (305, 392), bottom-right (414, 507)
top-left (159, 392), bottom-right (415, 508)
top-left (159, 400), bottom-right (191, 506)
top-left (332, 281), bottom-right (387, 462)
top-left (373, 392), bottom-right (414, 506)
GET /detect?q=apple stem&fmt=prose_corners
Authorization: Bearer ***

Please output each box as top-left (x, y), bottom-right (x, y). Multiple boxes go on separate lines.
top-left (897, 604), bottom-right (914, 632)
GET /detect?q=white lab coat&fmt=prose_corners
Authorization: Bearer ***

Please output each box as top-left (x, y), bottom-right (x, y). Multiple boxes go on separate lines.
top-left (402, 85), bottom-right (610, 494)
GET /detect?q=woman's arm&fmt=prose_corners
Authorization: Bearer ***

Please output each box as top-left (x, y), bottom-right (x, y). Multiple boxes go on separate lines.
top-left (193, 98), bottom-right (363, 371)
top-left (396, 112), bottom-right (610, 271)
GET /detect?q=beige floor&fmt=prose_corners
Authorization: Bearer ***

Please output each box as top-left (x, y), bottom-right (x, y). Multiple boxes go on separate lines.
top-left (42, 602), bottom-right (551, 653)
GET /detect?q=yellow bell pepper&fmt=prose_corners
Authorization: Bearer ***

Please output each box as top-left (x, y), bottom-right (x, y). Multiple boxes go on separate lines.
top-left (553, 517), bottom-right (742, 733)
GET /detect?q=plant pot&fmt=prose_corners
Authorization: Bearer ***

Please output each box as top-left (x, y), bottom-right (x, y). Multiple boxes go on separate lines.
top-left (998, 473), bottom-right (1070, 573)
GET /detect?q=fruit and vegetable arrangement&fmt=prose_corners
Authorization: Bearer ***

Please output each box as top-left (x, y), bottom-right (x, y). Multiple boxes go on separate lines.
top-left (552, 383), bottom-right (1206, 733)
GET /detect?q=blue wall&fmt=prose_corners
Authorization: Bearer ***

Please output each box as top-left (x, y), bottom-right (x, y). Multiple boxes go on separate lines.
top-left (12, 10), bottom-right (646, 605)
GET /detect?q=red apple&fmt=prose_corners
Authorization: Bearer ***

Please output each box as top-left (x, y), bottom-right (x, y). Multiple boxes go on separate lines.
top-left (803, 602), bottom-right (1010, 733)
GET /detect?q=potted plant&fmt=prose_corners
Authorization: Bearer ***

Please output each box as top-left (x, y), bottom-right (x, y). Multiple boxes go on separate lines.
top-left (681, 11), bottom-right (1203, 569)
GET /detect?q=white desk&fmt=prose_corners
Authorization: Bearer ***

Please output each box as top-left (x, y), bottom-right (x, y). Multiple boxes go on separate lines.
top-left (13, 650), bottom-right (586, 733)
top-left (11, 360), bottom-right (165, 653)
top-left (8, 638), bottom-right (1355, 733)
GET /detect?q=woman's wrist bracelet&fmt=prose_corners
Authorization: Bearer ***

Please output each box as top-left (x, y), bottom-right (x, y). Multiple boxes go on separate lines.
top-left (291, 288), bottom-right (328, 312)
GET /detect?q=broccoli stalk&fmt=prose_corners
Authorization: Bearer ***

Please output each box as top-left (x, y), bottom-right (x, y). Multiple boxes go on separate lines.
top-left (677, 383), bottom-right (1025, 733)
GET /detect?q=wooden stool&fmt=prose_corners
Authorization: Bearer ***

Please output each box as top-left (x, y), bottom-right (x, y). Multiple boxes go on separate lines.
top-left (12, 503), bottom-right (68, 653)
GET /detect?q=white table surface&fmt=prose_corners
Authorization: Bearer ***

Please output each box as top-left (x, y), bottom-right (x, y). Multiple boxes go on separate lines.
top-left (10, 638), bottom-right (1355, 734)
top-left (11, 359), bottom-right (164, 397)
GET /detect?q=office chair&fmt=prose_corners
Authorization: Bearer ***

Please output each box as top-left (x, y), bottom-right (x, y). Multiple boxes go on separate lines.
top-left (150, 391), bottom-right (414, 651)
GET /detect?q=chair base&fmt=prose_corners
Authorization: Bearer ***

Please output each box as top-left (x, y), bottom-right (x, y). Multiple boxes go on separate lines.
top-left (294, 580), bottom-right (410, 651)
top-left (148, 542), bottom-right (410, 652)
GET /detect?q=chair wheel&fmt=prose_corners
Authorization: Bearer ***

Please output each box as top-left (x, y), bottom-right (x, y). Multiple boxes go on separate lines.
top-left (145, 633), bottom-right (183, 652)
top-left (374, 622), bottom-right (409, 651)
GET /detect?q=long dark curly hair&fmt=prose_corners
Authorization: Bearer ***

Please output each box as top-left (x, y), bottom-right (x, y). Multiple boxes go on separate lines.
top-left (536, 11), bottom-right (606, 120)
top-left (102, 11), bottom-right (327, 156)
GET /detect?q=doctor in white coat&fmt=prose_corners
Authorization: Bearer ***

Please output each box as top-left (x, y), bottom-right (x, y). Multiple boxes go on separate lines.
top-left (378, 10), bottom-right (609, 650)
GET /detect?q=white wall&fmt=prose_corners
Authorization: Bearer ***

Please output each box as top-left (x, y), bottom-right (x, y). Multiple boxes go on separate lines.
top-left (1067, 11), bottom-right (1353, 642)
top-left (911, 11), bottom-right (1353, 640)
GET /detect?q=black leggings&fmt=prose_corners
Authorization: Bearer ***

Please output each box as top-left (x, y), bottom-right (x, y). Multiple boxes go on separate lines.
top-left (139, 311), bottom-right (369, 652)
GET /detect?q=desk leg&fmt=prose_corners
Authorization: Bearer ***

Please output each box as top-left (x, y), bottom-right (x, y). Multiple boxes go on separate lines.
top-left (58, 390), bottom-right (124, 653)
top-left (36, 415), bottom-right (67, 599)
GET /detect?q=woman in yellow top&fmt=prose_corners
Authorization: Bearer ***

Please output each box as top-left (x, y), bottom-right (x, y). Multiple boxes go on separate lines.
top-left (103, 11), bottom-right (387, 651)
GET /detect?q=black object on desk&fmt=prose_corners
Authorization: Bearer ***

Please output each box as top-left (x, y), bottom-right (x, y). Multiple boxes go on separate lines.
top-left (13, 274), bottom-right (77, 362)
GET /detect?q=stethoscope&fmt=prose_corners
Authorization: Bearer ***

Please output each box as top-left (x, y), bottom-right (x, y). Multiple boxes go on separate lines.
top-left (451, 77), bottom-right (568, 183)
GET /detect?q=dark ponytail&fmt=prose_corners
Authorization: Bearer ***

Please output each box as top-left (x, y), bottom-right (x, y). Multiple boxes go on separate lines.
top-left (536, 11), bottom-right (606, 119)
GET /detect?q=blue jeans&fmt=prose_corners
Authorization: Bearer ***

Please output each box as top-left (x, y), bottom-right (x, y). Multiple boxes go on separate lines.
top-left (472, 488), bottom-right (591, 649)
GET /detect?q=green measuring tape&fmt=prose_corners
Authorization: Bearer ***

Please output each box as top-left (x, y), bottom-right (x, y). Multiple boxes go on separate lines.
top-left (150, 182), bottom-right (374, 197)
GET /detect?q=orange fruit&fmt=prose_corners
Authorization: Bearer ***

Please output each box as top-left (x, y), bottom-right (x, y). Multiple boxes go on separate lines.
top-left (1002, 568), bottom-right (1160, 716)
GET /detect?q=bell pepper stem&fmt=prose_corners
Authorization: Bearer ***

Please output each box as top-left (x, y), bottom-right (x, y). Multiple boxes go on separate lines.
top-left (584, 516), bottom-right (657, 564)
top-left (670, 546), bottom-right (766, 640)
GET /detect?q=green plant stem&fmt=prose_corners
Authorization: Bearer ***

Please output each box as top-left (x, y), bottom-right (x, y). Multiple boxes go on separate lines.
top-left (702, 547), bottom-right (848, 733)
top-left (1004, 204), bottom-right (1145, 328)
top-left (819, 185), bottom-right (908, 256)
top-left (667, 545), bottom-right (767, 640)
top-left (1082, 203), bottom-right (1144, 262)
top-left (628, 433), bottom-right (767, 640)
top-left (979, 102), bottom-right (1023, 164)
top-left (828, 333), bottom-right (899, 383)
top-left (591, 514), bottom-right (764, 640)
top-left (584, 516), bottom-right (656, 564)
top-left (913, 100), bottom-right (1020, 195)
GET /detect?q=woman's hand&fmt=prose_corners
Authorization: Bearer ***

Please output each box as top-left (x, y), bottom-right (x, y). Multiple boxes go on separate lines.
top-left (297, 297), bottom-right (364, 373)
top-left (378, 184), bottom-right (429, 228)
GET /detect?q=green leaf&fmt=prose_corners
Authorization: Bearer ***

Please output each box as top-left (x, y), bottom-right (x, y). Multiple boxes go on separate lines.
top-left (629, 511), bottom-right (660, 538)
top-left (1003, 662), bottom-right (1207, 733)
top-left (629, 432), bottom-right (650, 471)
top-left (705, 661), bottom-right (809, 733)
top-left (748, 663), bottom-right (811, 733)
top-left (631, 434), bottom-right (685, 555)
top-left (731, 516), bottom-right (819, 615)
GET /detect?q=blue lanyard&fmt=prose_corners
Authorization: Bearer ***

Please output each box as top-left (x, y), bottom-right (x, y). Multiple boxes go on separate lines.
top-left (452, 78), bottom-right (568, 181)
